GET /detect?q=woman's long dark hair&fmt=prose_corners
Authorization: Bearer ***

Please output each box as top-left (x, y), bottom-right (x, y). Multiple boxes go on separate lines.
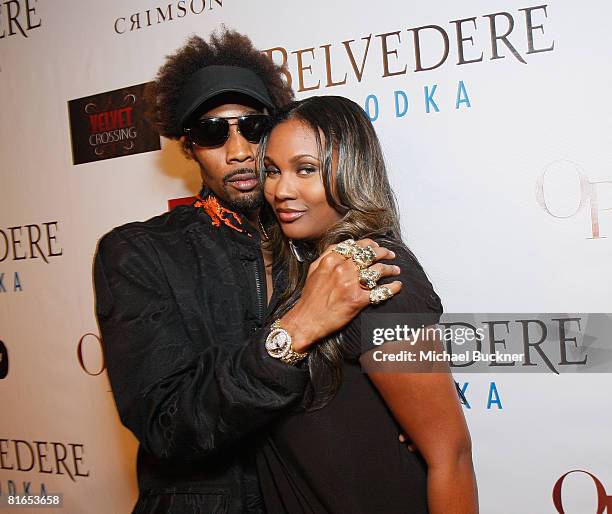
top-left (259, 95), bottom-right (405, 408)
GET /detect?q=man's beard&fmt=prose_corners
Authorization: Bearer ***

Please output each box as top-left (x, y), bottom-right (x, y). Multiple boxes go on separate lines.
top-left (222, 183), bottom-right (263, 212)
top-left (200, 164), bottom-right (264, 214)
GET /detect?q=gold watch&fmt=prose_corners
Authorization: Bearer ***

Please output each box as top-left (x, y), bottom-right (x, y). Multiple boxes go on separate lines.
top-left (265, 319), bottom-right (309, 365)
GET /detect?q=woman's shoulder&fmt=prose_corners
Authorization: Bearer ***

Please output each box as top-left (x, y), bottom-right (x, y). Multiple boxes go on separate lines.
top-left (371, 238), bottom-right (443, 315)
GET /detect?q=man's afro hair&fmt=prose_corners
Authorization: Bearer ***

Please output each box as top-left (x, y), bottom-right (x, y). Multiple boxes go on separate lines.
top-left (145, 28), bottom-right (294, 138)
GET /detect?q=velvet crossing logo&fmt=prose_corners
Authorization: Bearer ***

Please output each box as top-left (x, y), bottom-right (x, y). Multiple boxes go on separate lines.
top-left (68, 83), bottom-right (161, 165)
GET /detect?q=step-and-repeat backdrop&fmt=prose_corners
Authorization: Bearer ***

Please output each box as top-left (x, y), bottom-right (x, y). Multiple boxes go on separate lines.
top-left (1, 1), bottom-right (611, 512)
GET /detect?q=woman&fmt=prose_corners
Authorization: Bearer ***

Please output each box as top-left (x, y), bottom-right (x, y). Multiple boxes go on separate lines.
top-left (257, 96), bottom-right (478, 513)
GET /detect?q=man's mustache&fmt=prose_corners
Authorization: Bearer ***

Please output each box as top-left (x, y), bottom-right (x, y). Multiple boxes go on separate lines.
top-left (223, 168), bottom-right (258, 184)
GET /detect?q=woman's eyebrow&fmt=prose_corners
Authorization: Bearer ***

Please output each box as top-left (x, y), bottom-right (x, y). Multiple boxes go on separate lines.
top-left (289, 154), bottom-right (319, 163)
top-left (263, 153), bottom-right (320, 165)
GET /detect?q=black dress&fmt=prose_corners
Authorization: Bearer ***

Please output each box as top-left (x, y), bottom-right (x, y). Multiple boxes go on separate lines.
top-left (257, 244), bottom-right (443, 514)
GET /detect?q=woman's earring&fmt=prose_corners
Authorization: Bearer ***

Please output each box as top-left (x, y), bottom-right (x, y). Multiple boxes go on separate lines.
top-left (289, 240), bottom-right (304, 262)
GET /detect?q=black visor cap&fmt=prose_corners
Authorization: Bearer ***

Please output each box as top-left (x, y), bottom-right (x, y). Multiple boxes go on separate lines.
top-left (176, 65), bottom-right (275, 129)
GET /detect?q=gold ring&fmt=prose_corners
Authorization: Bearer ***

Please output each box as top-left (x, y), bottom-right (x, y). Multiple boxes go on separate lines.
top-left (358, 268), bottom-right (381, 290)
top-left (351, 245), bottom-right (377, 269)
top-left (333, 238), bottom-right (357, 259)
top-left (369, 286), bottom-right (394, 305)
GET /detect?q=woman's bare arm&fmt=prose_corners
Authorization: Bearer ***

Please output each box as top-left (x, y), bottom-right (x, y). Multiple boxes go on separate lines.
top-left (363, 337), bottom-right (479, 514)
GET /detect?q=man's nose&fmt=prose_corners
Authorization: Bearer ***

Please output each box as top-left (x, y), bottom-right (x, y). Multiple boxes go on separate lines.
top-left (225, 124), bottom-right (254, 164)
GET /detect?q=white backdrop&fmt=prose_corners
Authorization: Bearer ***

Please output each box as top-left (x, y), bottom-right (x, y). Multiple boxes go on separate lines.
top-left (1, 1), bottom-right (611, 512)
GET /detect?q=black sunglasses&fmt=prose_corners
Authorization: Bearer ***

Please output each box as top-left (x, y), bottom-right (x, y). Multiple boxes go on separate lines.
top-left (184, 114), bottom-right (272, 148)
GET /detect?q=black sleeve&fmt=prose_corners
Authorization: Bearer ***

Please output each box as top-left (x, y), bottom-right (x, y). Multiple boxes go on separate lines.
top-left (93, 229), bottom-right (308, 462)
top-left (341, 243), bottom-right (443, 360)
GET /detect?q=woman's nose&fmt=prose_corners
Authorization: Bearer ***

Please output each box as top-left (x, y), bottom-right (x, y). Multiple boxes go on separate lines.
top-left (274, 171), bottom-right (298, 200)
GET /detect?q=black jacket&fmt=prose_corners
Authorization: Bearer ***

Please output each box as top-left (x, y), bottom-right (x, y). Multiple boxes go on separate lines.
top-left (93, 201), bottom-right (308, 513)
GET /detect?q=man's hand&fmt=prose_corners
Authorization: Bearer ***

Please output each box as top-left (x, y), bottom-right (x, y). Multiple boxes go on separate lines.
top-left (280, 239), bottom-right (402, 353)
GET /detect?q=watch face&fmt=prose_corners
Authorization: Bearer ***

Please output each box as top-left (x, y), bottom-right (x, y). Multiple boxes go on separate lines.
top-left (266, 329), bottom-right (289, 357)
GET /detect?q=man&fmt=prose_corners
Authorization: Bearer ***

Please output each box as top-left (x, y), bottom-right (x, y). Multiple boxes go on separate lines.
top-left (93, 30), bottom-right (398, 513)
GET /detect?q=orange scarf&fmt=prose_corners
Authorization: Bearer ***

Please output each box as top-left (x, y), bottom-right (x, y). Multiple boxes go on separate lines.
top-left (194, 194), bottom-right (247, 234)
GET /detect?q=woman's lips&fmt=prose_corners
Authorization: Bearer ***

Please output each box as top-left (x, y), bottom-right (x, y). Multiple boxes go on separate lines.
top-left (276, 209), bottom-right (306, 223)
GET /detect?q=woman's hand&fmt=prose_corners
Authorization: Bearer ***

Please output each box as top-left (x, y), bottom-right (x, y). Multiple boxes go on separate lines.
top-left (279, 239), bottom-right (402, 353)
